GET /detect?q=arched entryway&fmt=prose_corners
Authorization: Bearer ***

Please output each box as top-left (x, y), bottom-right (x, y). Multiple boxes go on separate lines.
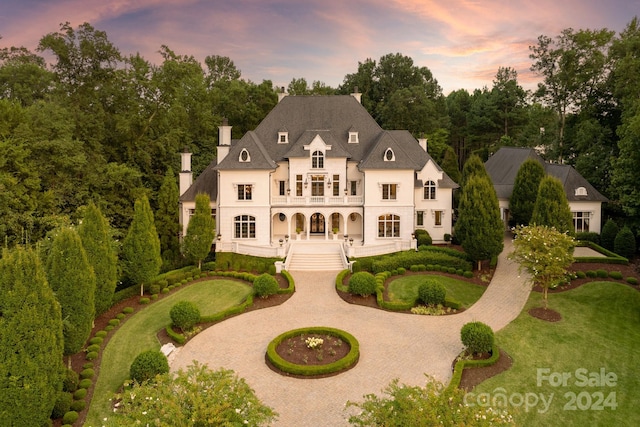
top-left (310, 212), bottom-right (325, 234)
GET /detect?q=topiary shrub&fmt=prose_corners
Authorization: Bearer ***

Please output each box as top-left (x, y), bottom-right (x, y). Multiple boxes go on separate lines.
top-left (461, 321), bottom-right (494, 355)
top-left (596, 269), bottom-right (608, 278)
top-left (130, 350), bottom-right (169, 384)
top-left (397, 267), bottom-right (406, 275)
top-left (586, 270), bottom-right (597, 278)
top-left (85, 351), bottom-right (98, 361)
top-left (139, 297), bottom-right (150, 304)
top-left (78, 379), bottom-right (92, 389)
top-left (80, 368), bottom-right (94, 379)
top-left (348, 271), bottom-right (377, 297)
top-left (626, 277), bottom-right (638, 285)
top-left (463, 271), bottom-right (473, 279)
top-left (73, 388), bottom-right (87, 400)
top-left (575, 271), bottom-right (586, 279)
top-left (86, 344), bottom-right (100, 353)
top-left (614, 226), bottom-right (636, 259)
top-left (414, 229), bottom-right (432, 246)
top-left (116, 313), bottom-right (126, 320)
top-left (609, 271), bottom-right (623, 280)
top-left (82, 362), bottom-right (94, 369)
top-left (600, 219), bottom-right (619, 251)
top-left (62, 411), bottom-right (79, 425)
top-left (51, 392), bottom-right (72, 419)
top-left (88, 336), bottom-right (103, 345)
top-left (70, 399), bottom-right (86, 412)
top-left (418, 279), bottom-right (446, 306)
top-left (122, 306), bottom-right (134, 314)
top-left (170, 301), bottom-right (201, 331)
top-left (94, 330), bottom-right (108, 338)
top-left (62, 368), bottom-right (79, 392)
top-left (253, 273), bottom-right (279, 298)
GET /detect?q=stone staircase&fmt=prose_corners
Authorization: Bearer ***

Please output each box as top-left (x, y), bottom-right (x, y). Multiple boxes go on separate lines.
top-left (286, 243), bottom-right (346, 271)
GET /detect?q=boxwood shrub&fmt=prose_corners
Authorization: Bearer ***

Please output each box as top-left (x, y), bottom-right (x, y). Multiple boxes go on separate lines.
top-left (73, 388), bottom-right (87, 400)
top-left (139, 297), bottom-right (150, 304)
top-left (88, 337), bottom-right (103, 345)
top-left (170, 301), bottom-right (201, 331)
top-left (80, 368), bottom-right (94, 379)
top-left (85, 351), bottom-right (98, 361)
top-left (461, 321), bottom-right (494, 355)
top-left (78, 379), bottom-right (92, 389)
top-left (608, 271), bottom-right (623, 280)
top-left (596, 269), bottom-right (608, 278)
top-left (85, 344), bottom-right (100, 353)
top-left (62, 368), bottom-right (79, 392)
top-left (51, 392), bottom-right (72, 419)
top-left (348, 271), bottom-right (377, 297)
top-left (62, 411), bottom-right (79, 425)
top-left (130, 350), bottom-right (169, 383)
top-left (94, 330), bottom-right (107, 338)
top-left (108, 318), bottom-right (120, 326)
top-left (575, 271), bottom-right (586, 279)
top-left (418, 279), bottom-right (446, 306)
top-left (626, 277), bottom-right (639, 285)
top-left (586, 270), bottom-right (597, 278)
top-left (70, 399), bottom-right (86, 412)
top-left (122, 306), bottom-right (134, 314)
top-left (253, 273), bottom-right (279, 298)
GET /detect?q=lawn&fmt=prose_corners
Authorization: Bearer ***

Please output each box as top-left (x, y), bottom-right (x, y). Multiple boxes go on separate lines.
top-left (473, 282), bottom-right (640, 426)
top-left (85, 279), bottom-right (252, 427)
top-left (387, 274), bottom-right (486, 308)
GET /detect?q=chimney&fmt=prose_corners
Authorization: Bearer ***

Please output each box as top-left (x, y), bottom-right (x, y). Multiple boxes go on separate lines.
top-left (217, 118), bottom-right (232, 161)
top-left (418, 136), bottom-right (428, 152)
top-left (277, 86), bottom-right (287, 103)
top-left (179, 148), bottom-right (192, 196)
top-left (351, 86), bottom-right (362, 104)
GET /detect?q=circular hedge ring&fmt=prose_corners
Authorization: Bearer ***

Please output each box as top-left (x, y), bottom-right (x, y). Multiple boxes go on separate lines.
top-left (266, 326), bottom-right (359, 377)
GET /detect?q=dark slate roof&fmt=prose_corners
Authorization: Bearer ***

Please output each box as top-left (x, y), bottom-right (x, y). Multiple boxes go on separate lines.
top-left (283, 130), bottom-right (351, 159)
top-left (485, 147), bottom-right (607, 202)
top-left (180, 157), bottom-right (217, 202)
top-left (214, 131), bottom-right (278, 170)
top-left (360, 131), bottom-right (426, 170)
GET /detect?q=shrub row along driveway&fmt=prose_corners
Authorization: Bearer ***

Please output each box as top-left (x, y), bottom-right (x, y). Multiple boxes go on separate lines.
top-left (171, 237), bottom-right (531, 426)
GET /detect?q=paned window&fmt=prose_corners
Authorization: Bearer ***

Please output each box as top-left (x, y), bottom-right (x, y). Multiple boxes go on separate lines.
top-left (378, 214), bottom-right (400, 237)
top-left (573, 212), bottom-right (590, 233)
top-left (312, 151), bottom-right (324, 168)
top-left (424, 180), bottom-right (436, 200)
top-left (382, 184), bottom-right (397, 200)
top-left (237, 184), bottom-right (252, 200)
top-left (234, 215), bottom-right (255, 238)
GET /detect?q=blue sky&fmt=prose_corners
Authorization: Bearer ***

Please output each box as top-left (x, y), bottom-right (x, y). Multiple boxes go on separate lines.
top-left (1, 0), bottom-right (637, 93)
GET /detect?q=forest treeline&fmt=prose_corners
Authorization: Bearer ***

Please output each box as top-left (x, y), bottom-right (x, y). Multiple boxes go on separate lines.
top-left (1, 19), bottom-right (640, 253)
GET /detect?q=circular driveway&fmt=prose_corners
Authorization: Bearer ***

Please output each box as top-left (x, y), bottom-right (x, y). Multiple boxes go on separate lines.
top-left (171, 238), bottom-right (530, 426)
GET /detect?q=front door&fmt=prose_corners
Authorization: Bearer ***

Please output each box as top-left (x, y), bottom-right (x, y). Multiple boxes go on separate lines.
top-left (310, 213), bottom-right (325, 233)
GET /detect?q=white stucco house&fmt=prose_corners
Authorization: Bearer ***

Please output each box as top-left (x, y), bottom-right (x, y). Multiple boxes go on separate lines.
top-left (179, 91), bottom-right (458, 261)
top-left (485, 147), bottom-right (608, 234)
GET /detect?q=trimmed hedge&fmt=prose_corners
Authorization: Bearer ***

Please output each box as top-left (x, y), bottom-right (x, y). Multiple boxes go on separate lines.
top-left (52, 392), bottom-right (72, 419)
top-left (214, 252), bottom-right (283, 274)
top-left (266, 327), bottom-right (359, 376)
top-left (574, 241), bottom-right (628, 265)
top-left (447, 342), bottom-right (500, 392)
top-left (335, 269), bottom-right (350, 292)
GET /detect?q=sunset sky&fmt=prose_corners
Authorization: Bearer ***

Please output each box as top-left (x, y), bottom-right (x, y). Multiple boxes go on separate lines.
top-left (1, 0), bottom-right (637, 93)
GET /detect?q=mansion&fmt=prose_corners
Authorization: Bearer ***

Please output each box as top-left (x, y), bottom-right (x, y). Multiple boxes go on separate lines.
top-left (179, 91), bottom-right (458, 260)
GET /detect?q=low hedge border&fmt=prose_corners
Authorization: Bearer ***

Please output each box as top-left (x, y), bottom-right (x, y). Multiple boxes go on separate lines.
top-left (375, 272), bottom-right (462, 312)
top-left (574, 242), bottom-right (629, 265)
top-left (266, 327), bottom-right (359, 376)
top-left (446, 342), bottom-right (500, 392)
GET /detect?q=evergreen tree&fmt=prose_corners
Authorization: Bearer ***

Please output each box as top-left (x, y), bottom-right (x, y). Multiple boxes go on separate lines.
top-left (614, 226), bottom-right (636, 259)
top-left (156, 167), bottom-right (181, 270)
top-left (46, 227), bottom-right (96, 361)
top-left (440, 146), bottom-right (462, 184)
top-left (182, 193), bottom-right (216, 269)
top-left (121, 195), bottom-right (162, 295)
top-left (0, 247), bottom-right (64, 426)
top-left (459, 154), bottom-right (489, 189)
top-left (600, 218), bottom-right (619, 251)
top-left (456, 174), bottom-right (504, 269)
top-left (531, 176), bottom-right (574, 234)
top-left (509, 159), bottom-right (545, 226)
top-left (78, 201), bottom-right (118, 316)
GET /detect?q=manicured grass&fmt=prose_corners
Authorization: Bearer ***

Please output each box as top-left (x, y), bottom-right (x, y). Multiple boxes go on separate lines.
top-left (473, 282), bottom-right (640, 426)
top-left (387, 274), bottom-right (486, 308)
top-left (85, 280), bottom-right (252, 427)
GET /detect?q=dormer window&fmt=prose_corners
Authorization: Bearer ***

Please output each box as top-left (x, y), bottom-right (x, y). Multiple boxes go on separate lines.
top-left (239, 148), bottom-right (250, 162)
top-left (311, 150), bottom-right (324, 168)
top-left (349, 131), bottom-right (359, 144)
top-left (278, 130), bottom-right (288, 144)
top-left (384, 148), bottom-right (395, 161)
top-left (575, 187), bottom-right (587, 196)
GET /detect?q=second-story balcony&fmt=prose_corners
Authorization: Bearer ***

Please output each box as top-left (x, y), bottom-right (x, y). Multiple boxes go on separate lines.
top-left (271, 195), bottom-right (363, 206)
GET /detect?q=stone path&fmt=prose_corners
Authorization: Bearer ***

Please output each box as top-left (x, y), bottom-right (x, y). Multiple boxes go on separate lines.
top-left (171, 237), bottom-right (531, 426)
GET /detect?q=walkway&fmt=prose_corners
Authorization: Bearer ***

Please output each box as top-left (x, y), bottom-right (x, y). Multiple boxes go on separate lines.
top-left (170, 237), bottom-right (531, 426)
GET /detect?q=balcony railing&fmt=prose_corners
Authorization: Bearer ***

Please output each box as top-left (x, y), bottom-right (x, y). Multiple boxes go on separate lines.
top-left (271, 195), bottom-right (363, 206)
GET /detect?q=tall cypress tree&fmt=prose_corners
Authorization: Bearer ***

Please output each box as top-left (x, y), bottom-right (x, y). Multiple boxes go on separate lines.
top-left (78, 202), bottom-right (118, 316)
top-left (46, 227), bottom-right (96, 362)
top-left (121, 195), bottom-right (162, 295)
top-left (509, 159), bottom-right (545, 226)
top-left (600, 218), bottom-right (619, 251)
top-left (0, 247), bottom-right (64, 426)
top-left (455, 154), bottom-right (492, 245)
top-left (182, 193), bottom-right (216, 269)
top-left (456, 174), bottom-right (504, 269)
top-left (156, 167), bottom-right (181, 270)
top-left (531, 176), bottom-right (574, 234)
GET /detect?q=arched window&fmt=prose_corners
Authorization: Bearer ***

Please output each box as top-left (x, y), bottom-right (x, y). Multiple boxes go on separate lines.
top-left (378, 214), bottom-right (400, 237)
top-left (312, 150), bottom-right (324, 168)
top-left (424, 180), bottom-right (436, 200)
top-left (239, 148), bottom-right (250, 162)
top-left (575, 187), bottom-right (588, 196)
top-left (234, 215), bottom-right (256, 238)
top-left (384, 148), bottom-right (395, 161)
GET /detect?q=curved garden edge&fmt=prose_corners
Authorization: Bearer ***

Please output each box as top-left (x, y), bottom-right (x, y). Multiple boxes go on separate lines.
top-left (73, 269), bottom-right (295, 427)
top-left (447, 342), bottom-right (508, 393)
top-left (265, 326), bottom-right (360, 378)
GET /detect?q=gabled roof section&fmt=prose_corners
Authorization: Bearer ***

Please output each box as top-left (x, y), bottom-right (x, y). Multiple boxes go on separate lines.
top-left (485, 147), bottom-right (607, 202)
top-left (180, 158), bottom-right (217, 202)
top-left (359, 130), bottom-right (427, 170)
top-left (214, 131), bottom-right (277, 170)
top-left (283, 130), bottom-right (350, 159)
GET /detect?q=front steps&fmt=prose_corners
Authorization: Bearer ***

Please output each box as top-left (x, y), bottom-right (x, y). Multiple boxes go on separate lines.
top-left (286, 243), bottom-right (346, 271)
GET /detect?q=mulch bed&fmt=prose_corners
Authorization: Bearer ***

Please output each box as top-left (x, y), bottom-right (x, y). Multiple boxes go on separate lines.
top-left (458, 348), bottom-right (514, 392)
top-left (528, 307), bottom-right (562, 322)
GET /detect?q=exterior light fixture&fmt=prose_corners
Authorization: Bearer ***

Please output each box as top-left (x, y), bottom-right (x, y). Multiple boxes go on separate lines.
top-left (217, 234), bottom-right (222, 241)
top-left (349, 237), bottom-right (354, 246)
top-left (279, 239), bottom-right (283, 247)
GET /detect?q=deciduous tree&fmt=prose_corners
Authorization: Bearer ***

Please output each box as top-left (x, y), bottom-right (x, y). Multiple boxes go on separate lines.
top-left (510, 225), bottom-right (575, 309)
top-left (0, 247), bottom-right (64, 426)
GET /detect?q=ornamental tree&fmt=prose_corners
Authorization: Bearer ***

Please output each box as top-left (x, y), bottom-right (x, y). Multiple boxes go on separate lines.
top-left (182, 193), bottom-right (216, 269)
top-left (614, 226), bottom-right (636, 259)
top-left (600, 219), bottom-right (619, 251)
top-left (0, 247), bottom-right (64, 427)
top-left (78, 201), bottom-right (118, 315)
top-left (509, 158), bottom-right (545, 226)
top-left (531, 176), bottom-right (574, 234)
top-left (108, 362), bottom-right (277, 426)
top-left (121, 195), bottom-right (162, 295)
top-left (45, 227), bottom-right (96, 361)
top-left (510, 225), bottom-right (575, 309)
top-left (156, 167), bottom-right (181, 269)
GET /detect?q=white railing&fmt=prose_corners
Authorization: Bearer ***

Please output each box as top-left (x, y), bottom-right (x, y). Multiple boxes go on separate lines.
top-left (348, 241), bottom-right (412, 258)
top-left (271, 195), bottom-right (363, 206)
